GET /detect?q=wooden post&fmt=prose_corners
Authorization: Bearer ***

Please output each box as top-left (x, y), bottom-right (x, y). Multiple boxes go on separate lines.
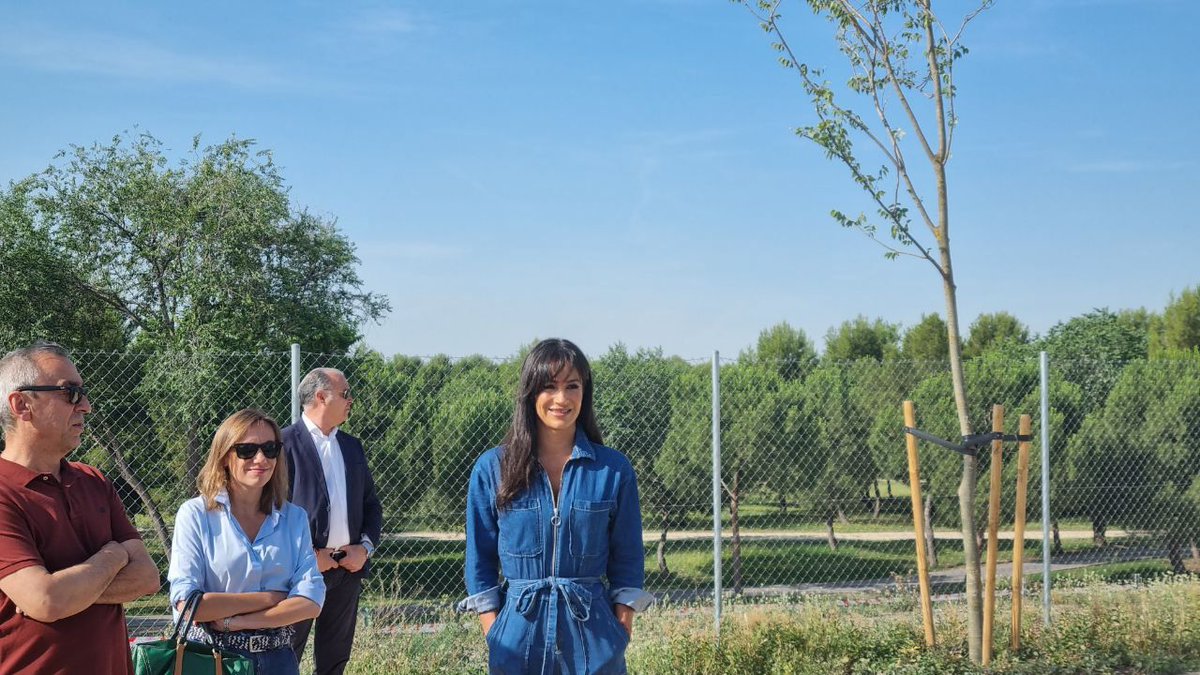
top-left (983, 404), bottom-right (1004, 666)
top-left (903, 400), bottom-right (935, 647)
top-left (1011, 414), bottom-right (1032, 651)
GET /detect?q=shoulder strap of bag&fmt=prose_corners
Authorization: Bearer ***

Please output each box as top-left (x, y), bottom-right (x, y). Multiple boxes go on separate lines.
top-left (169, 590), bottom-right (205, 644)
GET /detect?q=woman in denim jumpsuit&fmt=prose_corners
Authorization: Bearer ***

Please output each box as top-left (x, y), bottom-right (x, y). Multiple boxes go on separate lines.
top-left (460, 339), bottom-right (654, 674)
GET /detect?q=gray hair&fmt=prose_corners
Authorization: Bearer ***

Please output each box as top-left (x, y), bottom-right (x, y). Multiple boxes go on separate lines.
top-left (298, 368), bottom-right (346, 408)
top-left (0, 342), bottom-right (73, 433)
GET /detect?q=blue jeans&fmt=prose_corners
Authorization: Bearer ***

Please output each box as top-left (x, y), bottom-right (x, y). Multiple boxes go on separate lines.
top-left (223, 645), bottom-right (300, 675)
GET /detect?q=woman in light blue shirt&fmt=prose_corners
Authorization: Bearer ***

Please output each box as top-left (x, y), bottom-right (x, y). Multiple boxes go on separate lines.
top-left (460, 339), bottom-right (654, 674)
top-left (168, 408), bottom-right (325, 674)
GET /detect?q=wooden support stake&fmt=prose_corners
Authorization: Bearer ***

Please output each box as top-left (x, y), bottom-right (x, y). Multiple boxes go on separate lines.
top-left (903, 400), bottom-right (935, 647)
top-left (1011, 414), bottom-right (1032, 651)
top-left (983, 404), bottom-right (1004, 666)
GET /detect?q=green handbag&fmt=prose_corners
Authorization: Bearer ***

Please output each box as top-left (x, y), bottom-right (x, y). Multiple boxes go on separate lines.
top-left (132, 591), bottom-right (255, 675)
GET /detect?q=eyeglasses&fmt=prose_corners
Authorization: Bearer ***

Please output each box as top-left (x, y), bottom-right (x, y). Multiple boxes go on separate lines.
top-left (231, 441), bottom-right (283, 460)
top-left (329, 389), bottom-right (351, 400)
top-left (16, 384), bottom-right (89, 405)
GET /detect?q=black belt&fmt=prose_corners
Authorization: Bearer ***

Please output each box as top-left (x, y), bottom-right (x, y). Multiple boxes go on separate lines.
top-left (186, 624), bottom-right (295, 653)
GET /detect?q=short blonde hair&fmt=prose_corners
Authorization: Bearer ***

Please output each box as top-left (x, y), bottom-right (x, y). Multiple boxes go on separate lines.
top-left (197, 408), bottom-right (289, 514)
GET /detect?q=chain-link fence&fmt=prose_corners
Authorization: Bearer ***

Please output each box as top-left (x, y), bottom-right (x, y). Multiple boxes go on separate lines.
top-left (47, 349), bottom-right (1200, 629)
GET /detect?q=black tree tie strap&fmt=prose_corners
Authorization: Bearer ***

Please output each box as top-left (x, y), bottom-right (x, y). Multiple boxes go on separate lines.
top-left (903, 427), bottom-right (1033, 457)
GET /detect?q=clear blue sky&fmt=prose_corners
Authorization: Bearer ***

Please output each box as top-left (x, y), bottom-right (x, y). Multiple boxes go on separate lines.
top-left (3, 0), bottom-right (1197, 359)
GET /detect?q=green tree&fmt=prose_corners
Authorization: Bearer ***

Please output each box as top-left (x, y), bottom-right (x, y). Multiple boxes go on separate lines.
top-left (963, 312), bottom-right (1029, 359)
top-left (593, 345), bottom-right (686, 576)
top-left (1065, 358), bottom-right (1200, 570)
top-left (823, 316), bottom-right (900, 362)
top-left (739, 321), bottom-right (818, 380)
top-left (800, 364), bottom-right (877, 550)
top-left (3, 131), bottom-right (389, 554)
top-left (901, 313), bottom-right (950, 362)
top-left (428, 365), bottom-right (511, 523)
top-left (28, 133), bottom-right (388, 353)
top-left (656, 363), bottom-right (808, 593)
top-left (1150, 286), bottom-right (1200, 357)
top-left (734, 0), bottom-right (994, 648)
top-left (344, 350), bottom-right (423, 529)
top-left (1041, 308), bottom-right (1149, 413)
top-left (0, 180), bottom-right (128, 350)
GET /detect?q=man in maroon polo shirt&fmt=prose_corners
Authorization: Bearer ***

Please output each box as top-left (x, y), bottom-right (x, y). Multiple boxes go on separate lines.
top-left (0, 342), bottom-right (161, 674)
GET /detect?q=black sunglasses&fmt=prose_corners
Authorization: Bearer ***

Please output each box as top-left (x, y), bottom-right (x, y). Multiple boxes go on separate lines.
top-left (17, 384), bottom-right (89, 405)
top-left (231, 441), bottom-right (283, 460)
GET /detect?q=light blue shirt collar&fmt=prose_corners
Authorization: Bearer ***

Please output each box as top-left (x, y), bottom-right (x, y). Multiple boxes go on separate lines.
top-left (213, 490), bottom-right (283, 526)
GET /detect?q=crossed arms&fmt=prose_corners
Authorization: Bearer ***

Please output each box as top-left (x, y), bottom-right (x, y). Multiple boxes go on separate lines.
top-left (181, 591), bottom-right (320, 632)
top-left (0, 538), bottom-right (161, 623)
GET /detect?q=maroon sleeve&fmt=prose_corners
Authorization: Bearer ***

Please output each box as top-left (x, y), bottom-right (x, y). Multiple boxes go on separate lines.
top-left (0, 492), bottom-right (45, 580)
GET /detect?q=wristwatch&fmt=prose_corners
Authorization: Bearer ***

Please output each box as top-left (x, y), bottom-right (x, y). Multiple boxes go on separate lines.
top-left (361, 537), bottom-right (375, 558)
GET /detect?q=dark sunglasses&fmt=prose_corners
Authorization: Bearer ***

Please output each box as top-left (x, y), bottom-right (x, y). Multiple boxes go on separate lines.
top-left (17, 384), bottom-right (89, 405)
top-left (231, 441), bottom-right (283, 460)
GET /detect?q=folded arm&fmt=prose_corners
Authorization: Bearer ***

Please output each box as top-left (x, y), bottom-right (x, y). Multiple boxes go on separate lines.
top-left (0, 541), bottom-right (128, 622)
top-left (96, 539), bottom-right (161, 604)
top-left (179, 591), bottom-right (288, 623)
top-left (212, 596), bottom-right (322, 631)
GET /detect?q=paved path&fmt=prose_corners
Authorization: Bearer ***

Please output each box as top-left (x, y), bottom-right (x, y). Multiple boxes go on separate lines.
top-left (384, 527), bottom-right (1133, 543)
top-left (656, 545), bottom-right (1166, 603)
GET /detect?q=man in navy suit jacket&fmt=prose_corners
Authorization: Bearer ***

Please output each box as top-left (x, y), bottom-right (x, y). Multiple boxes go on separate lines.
top-left (284, 367), bottom-right (382, 675)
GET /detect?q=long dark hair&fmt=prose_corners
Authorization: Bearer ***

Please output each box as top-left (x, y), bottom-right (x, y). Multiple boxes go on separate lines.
top-left (496, 338), bottom-right (603, 511)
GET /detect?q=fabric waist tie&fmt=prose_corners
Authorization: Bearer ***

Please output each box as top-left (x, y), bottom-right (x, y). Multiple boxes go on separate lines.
top-left (507, 576), bottom-right (601, 622)
top-left (506, 576), bottom-right (603, 675)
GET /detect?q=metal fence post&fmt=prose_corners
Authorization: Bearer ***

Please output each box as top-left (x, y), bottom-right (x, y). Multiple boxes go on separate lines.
top-left (1040, 350), bottom-right (1052, 626)
top-left (291, 343), bottom-right (301, 424)
top-left (711, 350), bottom-right (723, 639)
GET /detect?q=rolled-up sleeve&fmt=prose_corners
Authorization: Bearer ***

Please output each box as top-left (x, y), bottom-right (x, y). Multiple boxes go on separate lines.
top-left (458, 454), bottom-right (502, 614)
top-left (607, 467), bottom-right (654, 612)
top-left (166, 500), bottom-right (205, 607)
top-left (286, 505), bottom-right (325, 607)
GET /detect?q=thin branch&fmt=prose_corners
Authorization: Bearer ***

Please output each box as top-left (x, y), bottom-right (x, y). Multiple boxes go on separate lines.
top-left (920, 0), bottom-right (949, 166)
top-left (857, 230), bottom-right (929, 261)
top-left (858, 35), bottom-right (940, 238)
top-left (71, 279), bottom-right (148, 333)
top-left (833, 0), bottom-right (940, 166)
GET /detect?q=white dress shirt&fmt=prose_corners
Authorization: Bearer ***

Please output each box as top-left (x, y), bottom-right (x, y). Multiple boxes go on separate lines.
top-left (302, 413), bottom-right (351, 549)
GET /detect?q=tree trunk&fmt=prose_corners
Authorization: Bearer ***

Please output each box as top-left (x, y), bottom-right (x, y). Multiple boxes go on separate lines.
top-left (656, 510), bottom-right (670, 577)
top-left (872, 480), bottom-right (882, 519)
top-left (924, 492), bottom-right (939, 569)
top-left (825, 510), bottom-right (839, 551)
top-left (779, 491), bottom-right (788, 516)
top-left (1168, 539), bottom-right (1186, 575)
top-left (1052, 519), bottom-right (1063, 556)
top-left (837, 507), bottom-right (850, 525)
top-left (1190, 539), bottom-right (1199, 564)
top-left (185, 422), bottom-right (203, 486)
top-left (92, 426), bottom-right (172, 559)
top-left (729, 468), bottom-right (743, 596)
top-left (1092, 515), bottom-right (1107, 547)
top-left (941, 234), bottom-right (981, 661)
top-left (887, 479), bottom-right (894, 498)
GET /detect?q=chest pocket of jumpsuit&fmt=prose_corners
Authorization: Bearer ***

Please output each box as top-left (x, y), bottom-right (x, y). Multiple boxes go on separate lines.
top-left (569, 499), bottom-right (614, 575)
top-left (498, 499), bottom-right (543, 559)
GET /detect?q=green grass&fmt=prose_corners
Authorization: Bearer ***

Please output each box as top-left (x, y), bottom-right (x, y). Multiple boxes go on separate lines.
top-left (334, 576), bottom-right (1200, 673)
